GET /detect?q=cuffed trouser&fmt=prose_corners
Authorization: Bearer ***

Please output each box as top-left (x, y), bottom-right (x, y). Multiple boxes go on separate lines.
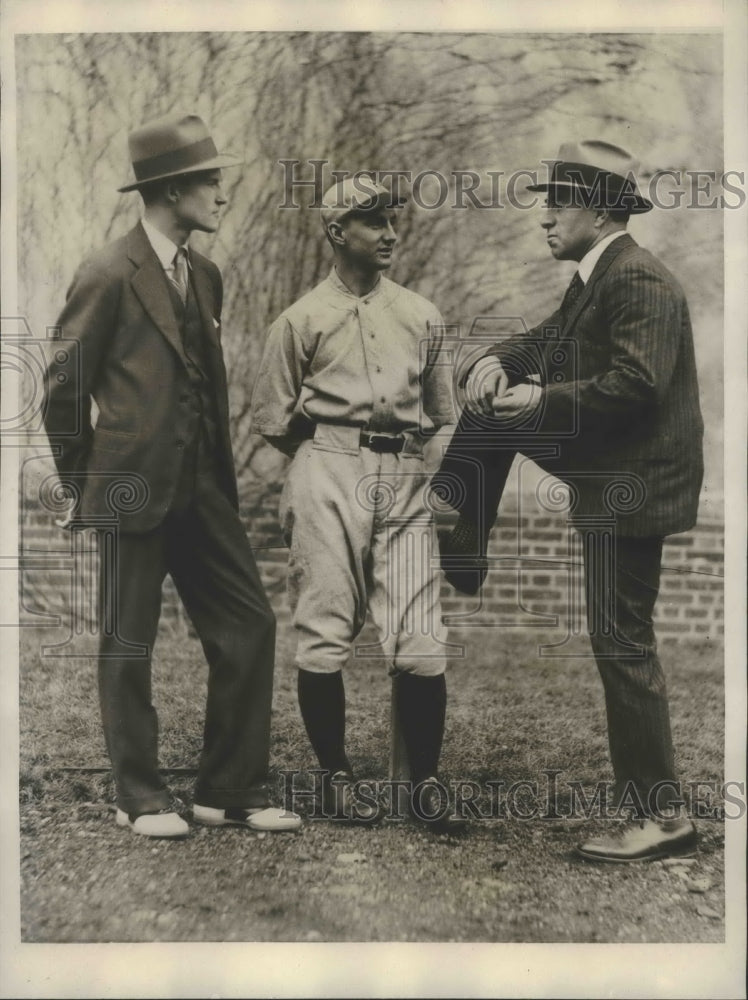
top-left (97, 468), bottom-right (276, 815)
top-left (433, 418), bottom-right (679, 813)
top-left (583, 532), bottom-right (677, 811)
top-left (279, 425), bottom-right (447, 676)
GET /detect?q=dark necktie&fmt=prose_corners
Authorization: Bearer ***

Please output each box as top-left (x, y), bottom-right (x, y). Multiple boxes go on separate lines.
top-left (560, 271), bottom-right (584, 325)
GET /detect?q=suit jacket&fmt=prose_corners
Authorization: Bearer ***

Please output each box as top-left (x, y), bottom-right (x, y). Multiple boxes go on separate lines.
top-left (43, 221), bottom-right (239, 532)
top-left (491, 233), bottom-right (704, 536)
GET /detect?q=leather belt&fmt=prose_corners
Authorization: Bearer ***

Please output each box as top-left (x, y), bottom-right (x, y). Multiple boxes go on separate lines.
top-left (360, 431), bottom-right (405, 454)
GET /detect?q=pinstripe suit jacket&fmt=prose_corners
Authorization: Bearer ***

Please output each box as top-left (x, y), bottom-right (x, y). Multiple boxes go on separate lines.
top-left (491, 233), bottom-right (704, 536)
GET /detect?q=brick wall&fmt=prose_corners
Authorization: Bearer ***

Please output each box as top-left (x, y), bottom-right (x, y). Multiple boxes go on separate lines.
top-left (18, 480), bottom-right (724, 647)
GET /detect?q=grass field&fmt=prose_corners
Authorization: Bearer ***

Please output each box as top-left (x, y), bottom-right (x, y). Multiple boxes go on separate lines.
top-left (18, 616), bottom-right (726, 944)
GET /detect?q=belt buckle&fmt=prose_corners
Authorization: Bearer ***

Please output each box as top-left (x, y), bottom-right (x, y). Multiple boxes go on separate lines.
top-left (366, 432), bottom-right (402, 453)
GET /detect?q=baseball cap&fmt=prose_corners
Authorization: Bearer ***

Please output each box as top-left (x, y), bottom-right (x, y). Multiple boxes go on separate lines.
top-left (320, 176), bottom-right (406, 227)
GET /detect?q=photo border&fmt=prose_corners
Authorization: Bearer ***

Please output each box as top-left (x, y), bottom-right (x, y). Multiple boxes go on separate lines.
top-left (1, 1), bottom-right (745, 997)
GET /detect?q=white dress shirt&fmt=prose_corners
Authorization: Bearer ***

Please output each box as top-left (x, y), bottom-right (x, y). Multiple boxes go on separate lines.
top-left (141, 217), bottom-right (190, 282)
top-left (577, 229), bottom-right (627, 284)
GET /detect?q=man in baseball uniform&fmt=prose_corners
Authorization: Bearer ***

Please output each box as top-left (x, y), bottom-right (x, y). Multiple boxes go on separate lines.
top-left (251, 177), bottom-right (464, 832)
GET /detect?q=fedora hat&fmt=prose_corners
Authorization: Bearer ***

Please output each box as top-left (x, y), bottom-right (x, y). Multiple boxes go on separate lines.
top-left (527, 140), bottom-right (652, 213)
top-left (118, 113), bottom-right (241, 193)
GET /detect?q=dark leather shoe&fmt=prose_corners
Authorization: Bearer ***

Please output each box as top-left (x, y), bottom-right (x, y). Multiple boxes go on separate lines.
top-left (576, 817), bottom-right (697, 863)
top-left (411, 778), bottom-right (468, 835)
top-left (321, 771), bottom-right (384, 824)
top-left (438, 521), bottom-right (489, 596)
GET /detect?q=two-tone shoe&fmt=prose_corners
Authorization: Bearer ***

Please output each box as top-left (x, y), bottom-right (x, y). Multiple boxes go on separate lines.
top-left (193, 803), bottom-right (301, 832)
top-left (115, 807), bottom-right (189, 839)
top-left (575, 817), bottom-right (697, 863)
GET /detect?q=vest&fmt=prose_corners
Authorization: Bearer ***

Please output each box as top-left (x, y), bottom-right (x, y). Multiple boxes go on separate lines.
top-left (165, 276), bottom-right (220, 504)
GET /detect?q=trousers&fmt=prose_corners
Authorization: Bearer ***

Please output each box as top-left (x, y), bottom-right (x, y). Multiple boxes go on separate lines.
top-left (279, 425), bottom-right (447, 676)
top-left (582, 531), bottom-right (677, 808)
top-left (97, 465), bottom-right (276, 814)
top-left (434, 436), bottom-right (678, 810)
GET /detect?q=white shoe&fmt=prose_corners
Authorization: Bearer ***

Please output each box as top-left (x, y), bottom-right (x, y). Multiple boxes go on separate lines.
top-left (193, 803), bottom-right (301, 832)
top-left (116, 808), bottom-right (189, 838)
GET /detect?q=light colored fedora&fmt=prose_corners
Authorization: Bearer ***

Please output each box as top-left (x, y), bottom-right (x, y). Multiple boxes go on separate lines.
top-left (527, 139), bottom-right (652, 213)
top-left (118, 112), bottom-right (241, 193)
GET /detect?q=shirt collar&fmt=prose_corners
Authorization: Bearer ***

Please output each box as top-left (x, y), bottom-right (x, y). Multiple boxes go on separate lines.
top-left (327, 266), bottom-right (383, 300)
top-left (577, 230), bottom-right (626, 284)
top-left (141, 218), bottom-right (189, 271)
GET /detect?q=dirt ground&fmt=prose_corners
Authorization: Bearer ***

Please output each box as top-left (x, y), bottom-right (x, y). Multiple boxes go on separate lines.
top-left (17, 623), bottom-right (727, 945)
top-left (20, 798), bottom-right (725, 944)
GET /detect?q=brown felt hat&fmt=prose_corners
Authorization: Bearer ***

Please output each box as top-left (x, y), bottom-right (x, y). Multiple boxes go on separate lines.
top-left (118, 113), bottom-right (241, 193)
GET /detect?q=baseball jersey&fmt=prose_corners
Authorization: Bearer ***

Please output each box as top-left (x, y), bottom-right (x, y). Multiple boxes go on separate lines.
top-left (251, 267), bottom-right (454, 444)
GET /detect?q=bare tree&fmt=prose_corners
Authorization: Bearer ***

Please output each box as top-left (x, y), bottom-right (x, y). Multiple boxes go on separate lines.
top-left (16, 31), bottom-right (723, 505)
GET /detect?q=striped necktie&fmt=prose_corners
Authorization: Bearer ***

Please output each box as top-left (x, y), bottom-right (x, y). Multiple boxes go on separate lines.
top-left (170, 246), bottom-right (189, 304)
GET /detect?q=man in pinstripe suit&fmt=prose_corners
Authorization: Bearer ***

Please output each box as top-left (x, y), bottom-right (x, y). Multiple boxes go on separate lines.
top-left (432, 141), bottom-right (704, 861)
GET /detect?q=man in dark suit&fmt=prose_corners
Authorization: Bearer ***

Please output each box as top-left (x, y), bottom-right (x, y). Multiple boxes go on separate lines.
top-left (432, 140), bottom-right (703, 861)
top-left (43, 113), bottom-right (300, 838)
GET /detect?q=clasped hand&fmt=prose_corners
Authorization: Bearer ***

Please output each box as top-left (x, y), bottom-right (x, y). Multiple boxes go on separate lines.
top-left (464, 358), bottom-right (542, 420)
